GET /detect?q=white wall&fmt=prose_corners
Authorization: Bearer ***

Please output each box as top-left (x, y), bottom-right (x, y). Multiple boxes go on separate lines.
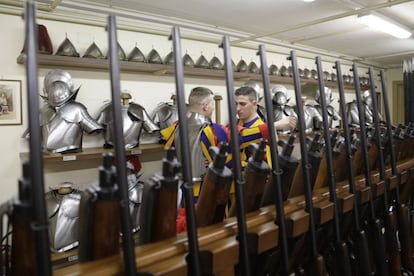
top-left (0, 13), bottom-right (404, 204)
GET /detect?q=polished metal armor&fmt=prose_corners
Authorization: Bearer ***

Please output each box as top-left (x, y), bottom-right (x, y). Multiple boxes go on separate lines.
top-left (45, 183), bottom-right (82, 252)
top-left (140, 101), bottom-right (179, 145)
top-left (147, 48), bottom-right (163, 64)
top-left (97, 98), bottom-right (159, 149)
top-left (183, 53), bottom-right (195, 67)
top-left (83, 42), bottom-right (104, 59)
top-left (209, 56), bottom-right (223, 70)
top-left (126, 160), bottom-right (144, 232)
top-left (40, 69), bottom-right (103, 153)
top-left (164, 50), bottom-right (174, 65)
top-left (303, 102), bottom-right (323, 132)
top-left (304, 87), bottom-right (340, 131)
top-left (315, 87), bottom-right (341, 128)
top-left (271, 86), bottom-right (298, 133)
top-left (152, 102), bottom-right (179, 130)
top-left (41, 103), bottom-right (103, 153)
top-left (105, 42), bottom-right (127, 61)
top-left (174, 112), bottom-right (210, 181)
top-left (127, 45), bottom-right (146, 62)
top-left (195, 54), bottom-right (209, 68)
top-left (55, 37), bottom-right (80, 57)
top-left (346, 90), bottom-right (380, 126)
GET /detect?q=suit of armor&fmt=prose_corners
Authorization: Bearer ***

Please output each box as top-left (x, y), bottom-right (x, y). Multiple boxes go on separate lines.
top-left (303, 103), bottom-right (323, 132)
top-left (271, 85), bottom-right (298, 134)
top-left (346, 90), bottom-right (381, 126)
top-left (40, 69), bottom-right (103, 153)
top-left (304, 87), bottom-right (340, 131)
top-left (96, 92), bottom-right (159, 149)
top-left (45, 183), bottom-right (82, 252)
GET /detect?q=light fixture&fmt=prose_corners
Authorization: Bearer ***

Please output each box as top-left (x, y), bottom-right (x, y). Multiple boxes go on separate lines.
top-left (358, 13), bottom-right (412, 39)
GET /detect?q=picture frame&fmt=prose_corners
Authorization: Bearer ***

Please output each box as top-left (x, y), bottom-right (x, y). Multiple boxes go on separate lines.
top-left (0, 79), bottom-right (22, 125)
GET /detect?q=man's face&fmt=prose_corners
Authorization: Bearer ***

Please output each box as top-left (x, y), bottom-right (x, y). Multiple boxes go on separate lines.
top-left (236, 95), bottom-right (257, 122)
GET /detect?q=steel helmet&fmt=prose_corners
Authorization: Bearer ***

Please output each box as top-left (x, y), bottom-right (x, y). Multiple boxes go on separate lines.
top-left (164, 50), bottom-right (174, 65)
top-left (105, 42), bottom-right (127, 61)
top-left (315, 86), bottom-right (332, 104)
top-left (269, 64), bottom-right (279, 76)
top-left (183, 53), bottom-right (195, 67)
top-left (362, 90), bottom-right (372, 105)
top-left (195, 53), bottom-right (209, 68)
top-left (127, 45), bottom-right (146, 62)
top-left (43, 69), bottom-right (78, 107)
top-left (236, 58), bottom-right (248, 72)
top-left (146, 48), bottom-right (163, 64)
top-left (271, 85), bottom-right (288, 105)
top-left (209, 55), bottom-right (223, 70)
top-left (83, 42), bottom-right (104, 59)
top-left (55, 37), bottom-right (80, 57)
top-left (248, 61), bottom-right (259, 74)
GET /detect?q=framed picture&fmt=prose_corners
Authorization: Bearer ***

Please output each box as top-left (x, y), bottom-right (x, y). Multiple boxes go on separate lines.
top-left (0, 80), bottom-right (22, 125)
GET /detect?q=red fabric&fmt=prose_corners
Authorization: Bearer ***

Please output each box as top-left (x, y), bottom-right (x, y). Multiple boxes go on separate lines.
top-left (176, 207), bottom-right (187, 233)
top-left (126, 155), bottom-right (142, 173)
top-left (258, 123), bottom-right (269, 141)
top-left (223, 124), bottom-right (244, 144)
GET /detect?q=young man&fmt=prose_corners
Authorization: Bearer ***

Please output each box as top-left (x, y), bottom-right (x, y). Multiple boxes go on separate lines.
top-left (160, 86), bottom-right (229, 232)
top-left (234, 86), bottom-right (297, 167)
top-left (161, 86), bottom-right (229, 169)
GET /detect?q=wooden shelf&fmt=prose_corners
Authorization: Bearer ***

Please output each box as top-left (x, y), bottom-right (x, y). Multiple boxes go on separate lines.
top-left (19, 143), bottom-right (165, 163)
top-left (16, 54), bottom-right (356, 89)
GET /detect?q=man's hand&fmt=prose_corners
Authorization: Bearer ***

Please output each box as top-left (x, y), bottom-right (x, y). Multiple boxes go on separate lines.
top-left (274, 116), bottom-right (297, 131)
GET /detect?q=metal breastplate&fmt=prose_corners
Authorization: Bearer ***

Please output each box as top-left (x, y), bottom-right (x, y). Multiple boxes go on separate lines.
top-left (127, 173), bottom-right (144, 232)
top-left (346, 101), bottom-right (360, 126)
top-left (97, 103), bottom-right (158, 148)
top-left (304, 104), bottom-right (322, 132)
top-left (42, 102), bottom-right (102, 153)
top-left (175, 112), bottom-right (210, 181)
top-left (365, 104), bottom-right (374, 125)
top-left (46, 189), bottom-right (82, 252)
top-left (98, 104), bottom-right (142, 148)
top-left (273, 105), bottom-right (297, 134)
top-left (315, 105), bottom-right (335, 128)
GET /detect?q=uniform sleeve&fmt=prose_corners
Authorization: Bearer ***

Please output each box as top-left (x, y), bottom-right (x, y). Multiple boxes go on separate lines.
top-left (201, 124), bottom-right (232, 166)
top-left (160, 123), bottom-right (177, 149)
top-left (239, 125), bottom-right (268, 149)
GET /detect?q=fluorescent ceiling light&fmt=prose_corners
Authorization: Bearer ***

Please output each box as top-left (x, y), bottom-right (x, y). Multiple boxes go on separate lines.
top-left (358, 13), bottom-right (412, 39)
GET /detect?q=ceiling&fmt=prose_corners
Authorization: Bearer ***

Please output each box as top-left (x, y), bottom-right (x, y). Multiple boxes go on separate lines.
top-left (4, 0), bottom-right (414, 69)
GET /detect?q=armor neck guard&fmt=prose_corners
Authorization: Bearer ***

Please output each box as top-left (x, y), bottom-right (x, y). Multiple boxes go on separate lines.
top-left (187, 112), bottom-right (211, 126)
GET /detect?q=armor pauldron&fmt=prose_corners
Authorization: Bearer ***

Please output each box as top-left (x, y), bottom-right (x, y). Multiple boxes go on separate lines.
top-left (127, 102), bottom-right (159, 133)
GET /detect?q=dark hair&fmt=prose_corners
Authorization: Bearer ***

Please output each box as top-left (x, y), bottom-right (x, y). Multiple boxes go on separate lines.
top-left (235, 86), bottom-right (257, 101)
